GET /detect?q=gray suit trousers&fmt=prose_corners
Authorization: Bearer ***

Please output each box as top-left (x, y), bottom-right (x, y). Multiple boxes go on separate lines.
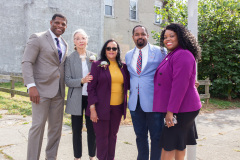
top-left (27, 91), bottom-right (64, 160)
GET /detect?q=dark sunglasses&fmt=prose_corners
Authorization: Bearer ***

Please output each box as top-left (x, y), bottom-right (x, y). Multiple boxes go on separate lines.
top-left (106, 47), bottom-right (118, 51)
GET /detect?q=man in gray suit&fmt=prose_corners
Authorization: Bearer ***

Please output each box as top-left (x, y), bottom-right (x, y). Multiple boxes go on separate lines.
top-left (22, 13), bottom-right (68, 160)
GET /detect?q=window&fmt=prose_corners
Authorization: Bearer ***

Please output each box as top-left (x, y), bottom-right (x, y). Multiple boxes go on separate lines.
top-left (130, 0), bottom-right (137, 20)
top-left (105, 0), bottom-right (113, 16)
top-left (155, 1), bottom-right (163, 24)
top-left (155, 6), bottom-right (161, 24)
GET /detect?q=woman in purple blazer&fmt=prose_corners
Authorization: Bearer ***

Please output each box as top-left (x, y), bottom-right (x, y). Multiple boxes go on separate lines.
top-left (86, 39), bottom-right (129, 160)
top-left (153, 23), bottom-right (202, 160)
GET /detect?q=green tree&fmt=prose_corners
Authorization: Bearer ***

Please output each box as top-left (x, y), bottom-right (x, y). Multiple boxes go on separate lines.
top-left (153, 0), bottom-right (240, 100)
top-left (152, 0), bottom-right (188, 44)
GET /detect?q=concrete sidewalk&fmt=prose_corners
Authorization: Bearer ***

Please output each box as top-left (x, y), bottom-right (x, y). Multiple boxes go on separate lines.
top-left (0, 109), bottom-right (240, 160)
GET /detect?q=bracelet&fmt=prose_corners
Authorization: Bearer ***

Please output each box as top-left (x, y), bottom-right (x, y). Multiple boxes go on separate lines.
top-left (81, 78), bottom-right (84, 84)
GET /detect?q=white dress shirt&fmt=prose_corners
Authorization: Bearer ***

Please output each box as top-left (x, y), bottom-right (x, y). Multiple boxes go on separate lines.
top-left (48, 29), bottom-right (67, 58)
top-left (131, 43), bottom-right (149, 73)
top-left (27, 29), bottom-right (67, 89)
top-left (80, 57), bottom-right (89, 96)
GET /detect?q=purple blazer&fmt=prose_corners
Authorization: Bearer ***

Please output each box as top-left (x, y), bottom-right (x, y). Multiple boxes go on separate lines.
top-left (153, 47), bottom-right (201, 113)
top-left (86, 60), bottom-right (130, 120)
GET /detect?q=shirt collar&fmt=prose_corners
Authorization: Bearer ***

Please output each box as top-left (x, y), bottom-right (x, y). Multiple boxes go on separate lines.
top-left (48, 28), bottom-right (59, 40)
top-left (135, 43), bottom-right (148, 54)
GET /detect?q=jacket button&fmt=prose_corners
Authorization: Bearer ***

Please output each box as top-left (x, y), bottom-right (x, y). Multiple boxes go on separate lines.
top-left (158, 83), bottom-right (161, 86)
top-left (159, 72), bottom-right (162, 75)
top-left (57, 76), bottom-right (60, 78)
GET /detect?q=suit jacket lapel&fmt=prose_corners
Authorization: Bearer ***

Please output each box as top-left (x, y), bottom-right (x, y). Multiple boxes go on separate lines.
top-left (73, 51), bottom-right (83, 78)
top-left (128, 48), bottom-right (138, 76)
top-left (46, 31), bottom-right (59, 62)
top-left (141, 44), bottom-right (155, 74)
top-left (156, 47), bottom-right (179, 71)
top-left (60, 36), bottom-right (68, 63)
top-left (104, 66), bottom-right (112, 88)
top-left (86, 51), bottom-right (92, 71)
top-left (155, 54), bottom-right (169, 74)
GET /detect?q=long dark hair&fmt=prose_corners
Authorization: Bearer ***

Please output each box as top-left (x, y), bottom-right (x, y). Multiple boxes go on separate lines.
top-left (160, 23), bottom-right (201, 61)
top-left (100, 39), bottom-right (123, 68)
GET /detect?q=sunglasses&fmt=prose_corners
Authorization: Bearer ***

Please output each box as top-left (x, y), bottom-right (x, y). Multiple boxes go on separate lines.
top-left (106, 47), bottom-right (118, 51)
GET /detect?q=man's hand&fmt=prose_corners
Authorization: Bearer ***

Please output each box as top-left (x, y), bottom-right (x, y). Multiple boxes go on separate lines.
top-left (29, 86), bottom-right (40, 104)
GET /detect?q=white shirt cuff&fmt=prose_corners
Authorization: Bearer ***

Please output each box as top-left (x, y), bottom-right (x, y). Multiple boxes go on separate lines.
top-left (27, 83), bottom-right (36, 89)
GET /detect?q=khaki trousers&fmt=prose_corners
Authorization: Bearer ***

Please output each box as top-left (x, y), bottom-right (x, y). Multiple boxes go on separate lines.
top-left (27, 91), bottom-right (64, 160)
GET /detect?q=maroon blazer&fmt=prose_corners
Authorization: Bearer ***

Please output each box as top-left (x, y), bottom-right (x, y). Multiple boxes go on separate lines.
top-left (86, 60), bottom-right (130, 120)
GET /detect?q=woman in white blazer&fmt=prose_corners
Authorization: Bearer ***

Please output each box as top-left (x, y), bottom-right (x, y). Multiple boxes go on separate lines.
top-left (65, 29), bottom-right (97, 160)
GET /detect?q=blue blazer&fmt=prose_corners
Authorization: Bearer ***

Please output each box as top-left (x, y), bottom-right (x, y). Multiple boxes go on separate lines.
top-left (125, 43), bottom-right (166, 112)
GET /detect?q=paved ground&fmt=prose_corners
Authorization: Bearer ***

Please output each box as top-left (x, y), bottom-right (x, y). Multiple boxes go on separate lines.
top-left (0, 109), bottom-right (240, 160)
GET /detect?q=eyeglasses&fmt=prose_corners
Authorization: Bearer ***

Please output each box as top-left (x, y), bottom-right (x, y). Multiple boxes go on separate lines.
top-left (106, 47), bottom-right (118, 51)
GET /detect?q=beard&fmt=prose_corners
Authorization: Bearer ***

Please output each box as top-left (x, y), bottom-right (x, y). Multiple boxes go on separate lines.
top-left (137, 39), bottom-right (145, 47)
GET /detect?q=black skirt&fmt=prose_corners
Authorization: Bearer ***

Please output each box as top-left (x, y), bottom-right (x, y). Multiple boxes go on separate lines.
top-left (160, 110), bottom-right (200, 151)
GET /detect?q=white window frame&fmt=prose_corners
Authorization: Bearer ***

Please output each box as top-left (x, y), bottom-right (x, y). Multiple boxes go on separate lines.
top-left (129, 0), bottom-right (138, 21)
top-left (104, 0), bottom-right (114, 17)
top-left (154, 1), bottom-right (163, 24)
top-left (154, 5), bottom-right (162, 24)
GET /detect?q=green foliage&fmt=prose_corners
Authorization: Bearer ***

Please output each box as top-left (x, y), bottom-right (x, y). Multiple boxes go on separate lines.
top-left (152, 0), bottom-right (188, 45)
top-left (158, 0), bottom-right (188, 27)
top-left (153, 0), bottom-right (240, 100)
top-left (198, 0), bottom-right (240, 100)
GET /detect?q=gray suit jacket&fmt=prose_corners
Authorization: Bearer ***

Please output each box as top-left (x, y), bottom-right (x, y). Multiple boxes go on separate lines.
top-left (22, 30), bottom-right (68, 98)
top-left (65, 50), bottom-right (97, 115)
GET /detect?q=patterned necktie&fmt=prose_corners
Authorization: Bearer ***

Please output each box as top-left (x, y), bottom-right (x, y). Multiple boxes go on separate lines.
top-left (136, 49), bottom-right (142, 75)
top-left (136, 50), bottom-right (142, 94)
top-left (55, 38), bottom-right (62, 63)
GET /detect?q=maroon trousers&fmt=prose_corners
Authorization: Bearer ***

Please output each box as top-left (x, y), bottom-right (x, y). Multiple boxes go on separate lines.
top-left (93, 104), bottom-right (123, 160)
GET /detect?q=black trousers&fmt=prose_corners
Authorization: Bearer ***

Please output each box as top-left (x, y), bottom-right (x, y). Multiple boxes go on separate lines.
top-left (71, 96), bottom-right (96, 158)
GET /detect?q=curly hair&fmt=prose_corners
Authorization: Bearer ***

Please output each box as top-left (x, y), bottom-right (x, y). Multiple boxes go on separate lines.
top-left (160, 23), bottom-right (201, 61)
top-left (100, 39), bottom-right (123, 68)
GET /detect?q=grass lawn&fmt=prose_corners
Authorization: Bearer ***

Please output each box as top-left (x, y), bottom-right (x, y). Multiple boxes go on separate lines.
top-left (0, 82), bottom-right (239, 126)
top-left (0, 82), bottom-right (132, 126)
top-left (200, 98), bottom-right (240, 113)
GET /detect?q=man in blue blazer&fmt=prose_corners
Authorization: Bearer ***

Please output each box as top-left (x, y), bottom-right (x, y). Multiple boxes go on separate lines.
top-left (125, 25), bottom-right (166, 160)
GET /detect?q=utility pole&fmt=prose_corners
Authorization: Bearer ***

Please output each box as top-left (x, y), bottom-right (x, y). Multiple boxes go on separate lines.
top-left (187, 0), bottom-right (198, 160)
